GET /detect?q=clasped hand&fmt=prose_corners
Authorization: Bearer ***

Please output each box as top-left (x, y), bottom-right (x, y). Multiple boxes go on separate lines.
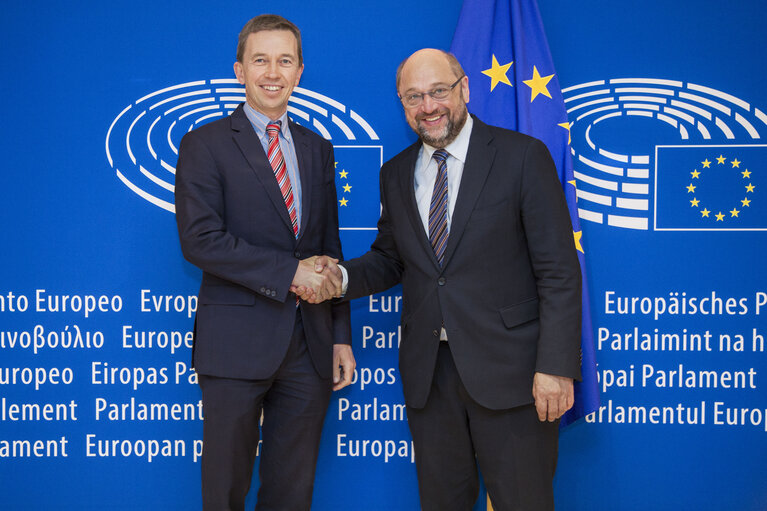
top-left (290, 255), bottom-right (342, 303)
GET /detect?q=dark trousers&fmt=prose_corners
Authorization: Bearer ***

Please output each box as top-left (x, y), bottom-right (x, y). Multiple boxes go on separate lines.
top-left (406, 343), bottom-right (559, 511)
top-left (198, 314), bottom-right (332, 511)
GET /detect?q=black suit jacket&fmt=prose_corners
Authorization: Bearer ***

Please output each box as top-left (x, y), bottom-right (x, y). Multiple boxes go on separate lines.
top-left (175, 104), bottom-right (350, 380)
top-left (343, 116), bottom-right (581, 409)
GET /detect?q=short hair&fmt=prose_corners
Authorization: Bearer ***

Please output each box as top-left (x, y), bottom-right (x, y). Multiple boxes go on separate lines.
top-left (395, 50), bottom-right (466, 91)
top-left (236, 14), bottom-right (303, 65)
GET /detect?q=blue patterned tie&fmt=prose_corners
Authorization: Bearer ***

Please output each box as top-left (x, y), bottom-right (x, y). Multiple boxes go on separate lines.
top-left (429, 149), bottom-right (449, 266)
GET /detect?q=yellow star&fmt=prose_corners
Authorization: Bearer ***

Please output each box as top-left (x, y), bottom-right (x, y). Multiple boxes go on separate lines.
top-left (342, 184), bottom-right (352, 193)
top-left (716, 212), bottom-right (725, 221)
top-left (691, 169), bottom-right (700, 179)
top-left (573, 230), bottom-right (584, 254)
top-left (746, 183), bottom-right (755, 193)
top-left (742, 169), bottom-right (751, 178)
top-left (741, 197), bottom-right (751, 207)
top-left (730, 208), bottom-right (740, 217)
top-left (339, 197), bottom-right (348, 207)
top-left (716, 155), bottom-right (726, 164)
top-left (568, 180), bottom-right (577, 201)
top-left (334, 161), bottom-right (338, 168)
top-left (690, 198), bottom-right (700, 207)
top-left (686, 184), bottom-right (696, 193)
top-left (731, 158), bottom-right (741, 168)
top-left (339, 169), bottom-right (349, 179)
top-left (481, 55), bottom-right (513, 92)
top-left (701, 208), bottom-right (710, 217)
top-left (522, 66), bottom-right (554, 102)
top-left (558, 122), bottom-right (572, 145)
top-left (701, 159), bottom-right (711, 168)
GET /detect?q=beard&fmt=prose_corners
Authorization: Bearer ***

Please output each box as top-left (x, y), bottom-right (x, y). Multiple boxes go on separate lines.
top-left (415, 105), bottom-right (468, 148)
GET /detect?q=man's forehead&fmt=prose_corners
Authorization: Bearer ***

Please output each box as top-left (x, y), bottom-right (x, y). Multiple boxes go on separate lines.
top-left (400, 67), bottom-right (456, 91)
top-left (244, 30), bottom-right (298, 52)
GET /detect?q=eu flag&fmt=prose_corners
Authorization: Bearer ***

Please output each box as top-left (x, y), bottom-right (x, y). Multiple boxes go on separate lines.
top-left (333, 146), bottom-right (384, 229)
top-left (655, 145), bottom-right (767, 231)
top-left (451, 0), bottom-right (599, 426)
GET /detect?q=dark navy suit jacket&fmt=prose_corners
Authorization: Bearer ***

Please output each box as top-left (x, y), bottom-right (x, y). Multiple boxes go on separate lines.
top-left (175, 104), bottom-right (350, 380)
top-left (343, 116), bottom-right (581, 409)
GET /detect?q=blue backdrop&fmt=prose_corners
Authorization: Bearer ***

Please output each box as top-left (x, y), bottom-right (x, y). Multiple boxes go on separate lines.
top-left (1, 1), bottom-right (765, 509)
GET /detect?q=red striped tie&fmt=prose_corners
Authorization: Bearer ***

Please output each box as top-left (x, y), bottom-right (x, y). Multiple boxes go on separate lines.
top-left (266, 121), bottom-right (299, 237)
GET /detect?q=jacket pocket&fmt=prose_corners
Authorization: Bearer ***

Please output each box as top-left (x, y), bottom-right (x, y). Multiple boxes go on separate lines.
top-left (499, 297), bottom-right (539, 328)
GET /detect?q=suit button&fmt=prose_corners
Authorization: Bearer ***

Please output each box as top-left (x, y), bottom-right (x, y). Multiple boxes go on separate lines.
top-left (294, 251), bottom-right (301, 258)
top-left (271, 290), bottom-right (277, 297)
top-left (432, 330), bottom-right (439, 337)
top-left (260, 287), bottom-right (266, 293)
top-left (438, 277), bottom-right (446, 286)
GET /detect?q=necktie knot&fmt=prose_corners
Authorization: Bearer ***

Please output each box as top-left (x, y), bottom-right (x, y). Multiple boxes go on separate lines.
top-left (266, 121), bottom-right (281, 139)
top-left (432, 149), bottom-right (449, 164)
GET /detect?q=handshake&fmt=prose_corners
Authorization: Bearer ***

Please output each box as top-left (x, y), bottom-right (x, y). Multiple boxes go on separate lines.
top-left (290, 255), bottom-right (343, 304)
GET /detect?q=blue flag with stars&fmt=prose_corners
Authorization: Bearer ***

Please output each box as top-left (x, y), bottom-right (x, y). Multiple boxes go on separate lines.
top-left (654, 145), bottom-right (766, 231)
top-left (451, 0), bottom-right (599, 426)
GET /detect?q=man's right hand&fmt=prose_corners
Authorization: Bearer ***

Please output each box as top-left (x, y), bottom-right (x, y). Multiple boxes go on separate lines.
top-left (291, 256), bottom-right (342, 302)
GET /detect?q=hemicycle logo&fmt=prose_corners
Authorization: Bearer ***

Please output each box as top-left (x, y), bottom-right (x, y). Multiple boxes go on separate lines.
top-left (106, 80), bottom-right (381, 226)
top-left (562, 78), bottom-right (767, 231)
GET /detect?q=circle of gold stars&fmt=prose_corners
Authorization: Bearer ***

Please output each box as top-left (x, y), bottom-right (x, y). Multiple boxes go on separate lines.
top-left (688, 155), bottom-right (755, 222)
top-left (337, 161), bottom-right (351, 207)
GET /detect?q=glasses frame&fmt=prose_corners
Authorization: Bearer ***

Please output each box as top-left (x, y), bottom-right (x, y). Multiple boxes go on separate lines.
top-left (399, 75), bottom-right (465, 108)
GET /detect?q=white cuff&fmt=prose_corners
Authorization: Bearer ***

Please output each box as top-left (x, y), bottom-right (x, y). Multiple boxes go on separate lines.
top-left (338, 264), bottom-right (349, 295)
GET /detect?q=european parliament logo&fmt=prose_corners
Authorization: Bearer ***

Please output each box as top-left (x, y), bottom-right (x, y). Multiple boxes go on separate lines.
top-left (562, 78), bottom-right (767, 231)
top-left (105, 80), bottom-right (382, 230)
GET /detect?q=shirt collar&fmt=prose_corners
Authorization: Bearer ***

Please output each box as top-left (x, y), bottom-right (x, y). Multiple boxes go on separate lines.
top-left (421, 114), bottom-right (473, 164)
top-left (242, 103), bottom-right (292, 142)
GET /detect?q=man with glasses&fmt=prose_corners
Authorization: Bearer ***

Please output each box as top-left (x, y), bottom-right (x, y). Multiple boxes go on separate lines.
top-left (309, 48), bottom-right (581, 510)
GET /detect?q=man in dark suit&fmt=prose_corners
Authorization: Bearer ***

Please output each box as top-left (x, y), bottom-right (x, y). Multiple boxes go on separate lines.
top-left (312, 48), bottom-right (581, 510)
top-left (174, 14), bottom-right (354, 511)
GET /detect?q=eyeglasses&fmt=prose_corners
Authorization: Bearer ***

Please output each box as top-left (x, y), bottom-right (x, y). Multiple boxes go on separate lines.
top-left (399, 76), bottom-right (464, 107)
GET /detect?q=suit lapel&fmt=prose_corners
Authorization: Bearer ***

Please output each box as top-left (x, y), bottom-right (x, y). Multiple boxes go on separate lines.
top-left (441, 116), bottom-right (495, 267)
top-left (291, 122), bottom-right (313, 244)
top-left (398, 141), bottom-right (443, 270)
top-left (230, 105), bottom-right (296, 236)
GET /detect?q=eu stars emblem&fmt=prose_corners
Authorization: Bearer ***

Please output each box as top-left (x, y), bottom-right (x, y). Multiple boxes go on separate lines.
top-left (332, 147), bottom-right (383, 229)
top-left (655, 145), bottom-right (766, 230)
